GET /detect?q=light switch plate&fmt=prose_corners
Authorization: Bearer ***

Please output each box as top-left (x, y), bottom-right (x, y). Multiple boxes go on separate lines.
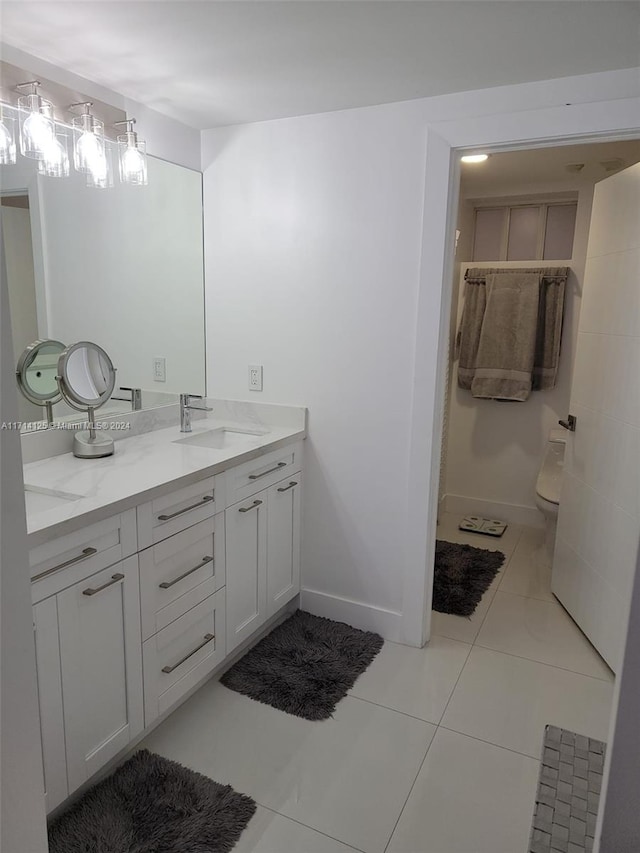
top-left (248, 364), bottom-right (263, 391)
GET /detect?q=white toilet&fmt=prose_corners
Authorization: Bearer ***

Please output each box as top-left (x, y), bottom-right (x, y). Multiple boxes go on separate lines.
top-left (535, 428), bottom-right (567, 564)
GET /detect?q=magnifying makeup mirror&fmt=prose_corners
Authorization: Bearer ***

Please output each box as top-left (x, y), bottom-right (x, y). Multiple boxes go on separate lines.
top-left (16, 339), bottom-right (66, 425)
top-left (57, 341), bottom-right (117, 458)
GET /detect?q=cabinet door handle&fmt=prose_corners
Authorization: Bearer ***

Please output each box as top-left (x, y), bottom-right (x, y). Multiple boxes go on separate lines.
top-left (157, 494), bottom-right (214, 521)
top-left (32, 547), bottom-right (98, 582)
top-left (248, 461), bottom-right (286, 480)
top-left (82, 572), bottom-right (125, 596)
top-left (158, 556), bottom-right (213, 589)
top-left (239, 499), bottom-right (262, 513)
top-left (161, 633), bottom-right (215, 673)
top-left (277, 481), bottom-right (298, 493)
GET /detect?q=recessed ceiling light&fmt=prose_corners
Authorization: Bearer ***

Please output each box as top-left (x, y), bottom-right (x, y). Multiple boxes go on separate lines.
top-left (461, 153), bottom-right (489, 164)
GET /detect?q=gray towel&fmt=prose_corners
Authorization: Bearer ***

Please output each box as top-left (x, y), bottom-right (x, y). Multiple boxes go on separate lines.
top-left (532, 277), bottom-right (566, 390)
top-left (460, 273), bottom-right (541, 401)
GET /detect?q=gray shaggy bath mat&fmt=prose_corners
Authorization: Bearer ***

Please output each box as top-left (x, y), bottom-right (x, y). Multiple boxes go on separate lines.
top-left (221, 610), bottom-right (383, 720)
top-left (433, 540), bottom-right (505, 617)
top-left (48, 749), bottom-right (256, 853)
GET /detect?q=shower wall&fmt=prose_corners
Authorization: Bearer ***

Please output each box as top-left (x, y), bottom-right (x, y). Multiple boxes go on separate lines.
top-left (440, 179), bottom-right (595, 526)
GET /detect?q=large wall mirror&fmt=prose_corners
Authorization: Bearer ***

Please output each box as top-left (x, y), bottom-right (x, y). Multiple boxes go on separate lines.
top-left (1, 151), bottom-right (205, 427)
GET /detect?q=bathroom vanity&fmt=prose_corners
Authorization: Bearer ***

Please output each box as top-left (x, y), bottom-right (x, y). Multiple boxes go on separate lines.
top-left (24, 402), bottom-right (305, 812)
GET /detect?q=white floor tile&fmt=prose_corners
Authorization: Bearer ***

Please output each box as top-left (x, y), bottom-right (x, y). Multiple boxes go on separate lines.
top-left (234, 807), bottom-right (361, 853)
top-left (498, 527), bottom-right (554, 602)
top-left (476, 591), bottom-right (613, 679)
top-left (141, 683), bottom-right (435, 853)
top-left (387, 728), bottom-right (540, 853)
top-left (349, 636), bottom-right (471, 723)
top-left (441, 646), bottom-right (614, 758)
top-left (430, 572), bottom-right (501, 644)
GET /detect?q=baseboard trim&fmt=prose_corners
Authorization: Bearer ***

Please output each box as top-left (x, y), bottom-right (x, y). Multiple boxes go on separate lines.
top-left (442, 493), bottom-right (544, 529)
top-left (300, 589), bottom-right (403, 642)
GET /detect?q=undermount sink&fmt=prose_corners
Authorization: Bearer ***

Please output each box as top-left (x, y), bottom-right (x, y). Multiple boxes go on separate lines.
top-left (24, 485), bottom-right (85, 514)
top-left (173, 427), bottom-right (267, 450)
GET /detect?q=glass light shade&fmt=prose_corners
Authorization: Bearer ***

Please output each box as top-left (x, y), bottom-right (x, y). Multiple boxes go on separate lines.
top-left (0, 113), bottom-right (16, 165)
top-left (72, 114), bottom-right (105, 174)
top-left (18, 94), bottom-right (54, 159)
top-left (85, 142), bottom-right (113, 189)
top-left (118, 132), bottom-right (147, 186)
top-left (38, 130), bottom-right (70, 178)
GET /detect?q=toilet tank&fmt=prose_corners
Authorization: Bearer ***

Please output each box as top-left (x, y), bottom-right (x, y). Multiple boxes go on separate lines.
top-left (536, 429), bottom-right (567, 505)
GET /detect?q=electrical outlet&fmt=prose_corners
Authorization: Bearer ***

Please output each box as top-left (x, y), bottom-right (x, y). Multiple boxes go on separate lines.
top-left (248, 364), bottom-right (263, 391)
top-left (153, 357), bottom-right (166, 382)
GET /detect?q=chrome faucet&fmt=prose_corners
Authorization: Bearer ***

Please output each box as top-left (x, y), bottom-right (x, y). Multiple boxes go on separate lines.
top-left (180, 393), bottom-right (212, 432)
top-left (112, 386), bottom-right (142, 411)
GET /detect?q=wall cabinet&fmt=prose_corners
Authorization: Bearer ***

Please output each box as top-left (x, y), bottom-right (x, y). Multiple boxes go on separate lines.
top-left (29, 438), bottom-right (303, 812)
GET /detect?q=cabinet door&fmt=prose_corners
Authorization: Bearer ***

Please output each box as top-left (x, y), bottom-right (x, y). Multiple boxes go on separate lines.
top-left (33, 597), bottom-right (68, 813)
top-left (225, 493), bottom-right (267, 653)
top-left (57, 555), bottom-right (143, 793)
top-left (267, 473), bottom-right (302, 618)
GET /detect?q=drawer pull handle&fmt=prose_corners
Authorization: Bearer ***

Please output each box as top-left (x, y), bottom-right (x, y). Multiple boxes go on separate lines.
top-left (162, 633), bottom-right (215, 673)
top-left (277, 481), bottom-right (298, 493)
top-left (159, 556), bottom-right (213, 589)
top-left (157, 494), bottom-right (214, 521)
top-left (32, 547), bottom-right (98, 582)
top-left (248, 461), bottom-right (286, 480)
top-left (239, 499), bottom-right (262, 513)
top-left (82, 573), bottom-right (125, 596)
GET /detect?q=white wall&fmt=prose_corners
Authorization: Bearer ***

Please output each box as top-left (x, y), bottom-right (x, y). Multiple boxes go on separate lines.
top-left (597, 544), bottom-right (640, 852)
top-left (442, 180), bottom-right (595, 525)
top-left (203, 69), bottom-right (640, 640)
top-left (203, 102), bottom-right (428, 635)
top-left (0, 225), bottom-right (48, 853)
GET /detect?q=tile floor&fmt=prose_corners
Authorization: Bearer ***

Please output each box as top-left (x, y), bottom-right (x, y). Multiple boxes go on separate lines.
top-left (141, 513), bottom-right (615, 853)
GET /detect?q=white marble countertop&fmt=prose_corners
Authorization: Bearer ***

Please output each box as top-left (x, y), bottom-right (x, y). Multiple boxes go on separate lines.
top-left (23, 401), bottom-right (306, 546)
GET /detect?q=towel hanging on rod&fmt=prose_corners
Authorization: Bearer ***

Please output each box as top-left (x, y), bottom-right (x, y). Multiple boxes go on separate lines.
top-left (458, 267), bottom-right (570, 400)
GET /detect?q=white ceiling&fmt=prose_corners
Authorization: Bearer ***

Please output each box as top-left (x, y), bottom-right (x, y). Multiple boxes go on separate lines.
top-left (1, 1), bottom-right (639, 130)
top-left (460, 139), bottom-right (640, 195)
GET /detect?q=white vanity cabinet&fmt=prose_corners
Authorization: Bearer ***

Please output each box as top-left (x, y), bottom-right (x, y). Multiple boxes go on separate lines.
top-left (225, 457), bottom-right (303, 652)
top-left (225, 493), bottom-right (268, 651)
top-left (32, 554), bottom-right (144, 799)
top-left (266, 474), bottom-right (301, 618)
top-left (56, 556), bottom-right (144, 792)
top-left (29, 435), bottom-right (304, 812)
top-left (33, 596), bottom-right (67, 812)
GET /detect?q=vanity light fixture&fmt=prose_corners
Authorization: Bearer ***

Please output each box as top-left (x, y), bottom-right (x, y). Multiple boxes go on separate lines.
top-left (16, 81), bottom-right (55, 160)
top-left (0, 107), bottom-right (16, 164)
top-left (70, 102), bottom-right (111, 187)
top-left (461, 153), bottom-right (489, 164)
top-left (115, 119), bottom-right (148, 186)
top-left (38, 125), bottom-right (70, 178)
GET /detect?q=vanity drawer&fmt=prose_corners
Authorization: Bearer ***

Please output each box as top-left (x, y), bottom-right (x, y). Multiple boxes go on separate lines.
top-left (225, 441), bottom-right (303, 504)
top-left (143, 589), bottom-right (226, 726)
top-left (140, 514), bottom-right (226, 641)
top-left (30, 510), bottom-right (137, 602)
top-left (137, 476), bottom-right (219, 548)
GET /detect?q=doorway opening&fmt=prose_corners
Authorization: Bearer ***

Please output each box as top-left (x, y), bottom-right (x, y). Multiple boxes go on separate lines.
top-left (434, 137), bottom-right (640, 657)
top-left (422, 134), bottom-right (640, 845)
